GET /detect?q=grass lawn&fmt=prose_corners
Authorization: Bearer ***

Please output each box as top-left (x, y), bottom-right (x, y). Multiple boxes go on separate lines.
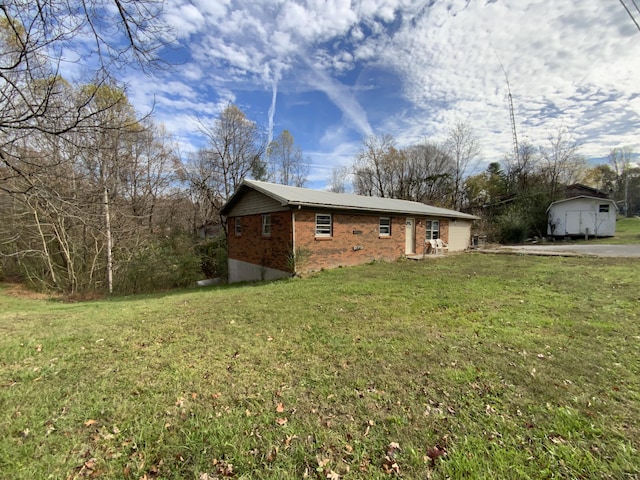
top-left (1, 254), bottom-right (639, 479)
top-left (582, 216), bottom-right (640, 245)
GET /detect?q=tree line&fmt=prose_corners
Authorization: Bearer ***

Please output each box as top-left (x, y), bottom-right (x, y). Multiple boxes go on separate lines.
top-left (0, 1), bottom-right (308, 295)
top-left (2, 1), bottom-right (637, 295)
top-left (342, 126), bottom-right (638, 243)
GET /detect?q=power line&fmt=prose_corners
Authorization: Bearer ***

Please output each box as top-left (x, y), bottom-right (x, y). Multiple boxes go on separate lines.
top-left (619, 0), bottom-right (640, 32)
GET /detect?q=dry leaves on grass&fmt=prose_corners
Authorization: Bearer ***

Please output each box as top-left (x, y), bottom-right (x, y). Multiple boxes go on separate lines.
top-left (199, 458), bottom-right (235, 479)
top-left (382, 442), bottom-right (401, 475)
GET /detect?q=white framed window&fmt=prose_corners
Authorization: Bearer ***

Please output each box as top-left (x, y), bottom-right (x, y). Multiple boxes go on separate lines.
top-left (235, 217), bottom-right (242, 236)
top-left (315, 213), bottom-right (332, 237)
top-left (379, 217), bottom-right (391, 236)
top-left (426, 220), bottom-right (440, 240)
top-left (261, 214), bottom-right (271, 237)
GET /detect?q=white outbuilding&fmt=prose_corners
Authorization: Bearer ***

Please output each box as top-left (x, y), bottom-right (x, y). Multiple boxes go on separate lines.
top-left (547, 196), bottom-right (618, 238)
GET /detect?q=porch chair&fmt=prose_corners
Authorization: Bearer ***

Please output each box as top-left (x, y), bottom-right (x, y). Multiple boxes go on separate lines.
top-left (435, 238), bottom-right (448, 254)
top-left (428, 239), bottom-right (437, 255)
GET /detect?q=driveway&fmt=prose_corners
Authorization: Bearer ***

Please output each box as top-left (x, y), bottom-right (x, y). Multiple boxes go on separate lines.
top-left (491, 244), bottom-right (640, 258)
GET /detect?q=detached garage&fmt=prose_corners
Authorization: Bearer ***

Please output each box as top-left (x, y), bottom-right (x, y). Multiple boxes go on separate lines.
top-left (547, 196), bottom-right (618, 238)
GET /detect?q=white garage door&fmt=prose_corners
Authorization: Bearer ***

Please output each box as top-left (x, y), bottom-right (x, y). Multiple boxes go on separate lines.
top-left (448, 220), bottom-right (472, 252)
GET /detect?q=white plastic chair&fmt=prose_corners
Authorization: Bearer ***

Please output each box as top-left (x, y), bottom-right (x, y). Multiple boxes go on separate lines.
top-left (435, 238), bottom-right (448, 254)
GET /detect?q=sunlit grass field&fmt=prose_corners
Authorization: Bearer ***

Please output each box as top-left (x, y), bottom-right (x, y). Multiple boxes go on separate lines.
top-left (588, 216), bottom-right (640, 244)
top-left (1, 254), bottom-right (639, 479)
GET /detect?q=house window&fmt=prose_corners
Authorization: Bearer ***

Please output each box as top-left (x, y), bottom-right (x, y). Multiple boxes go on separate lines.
top-left (379, 217), bottom-right (391, 236)
top-left (426, 220), bottom-right (440, 240)
top-left (262, 214), bottom-right (271, 237)
top-left (315, 213), bottom-right (332, 237)
top-left (599, 204), bottom-right (609, 213)
top-left (235, 217), bottom-right (242, 236)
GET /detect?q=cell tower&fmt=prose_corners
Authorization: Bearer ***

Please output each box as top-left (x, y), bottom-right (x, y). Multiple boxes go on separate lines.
top-left (494, 50), bottom-right (519, 163)
top-left (506, 79), bottom-right (519, 163)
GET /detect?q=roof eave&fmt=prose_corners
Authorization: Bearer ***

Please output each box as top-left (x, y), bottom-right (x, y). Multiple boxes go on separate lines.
top-left (288, 201), bottom-right (478, 219)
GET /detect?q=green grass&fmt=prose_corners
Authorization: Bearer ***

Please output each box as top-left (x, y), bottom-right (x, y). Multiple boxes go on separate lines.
top-left (586, 216), bottom-right (640, 244)
top-left (1, 254), bottom-right (639, 479)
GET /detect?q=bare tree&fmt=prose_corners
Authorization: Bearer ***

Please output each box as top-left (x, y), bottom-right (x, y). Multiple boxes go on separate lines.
top-left (401, 141), bottom-right (452, 205)
top-left (539, 128), bottom-right (585, 201)
top-left (353, 134), bottom-right (401, 198)
top-left (444, 121), bottom-right (481, 210)
top-left (608, 146), bottom-right (635, 216)
top-left (0, 1), bottom-right (169, 187)
top-left (187, 104), bottom-right (265, 235)
top-left (267, 129), bottom-right (308, 187)
top-left (503, 141), bottom-right (538, 194)
top-left (327, 165), bottom-right (352, 193)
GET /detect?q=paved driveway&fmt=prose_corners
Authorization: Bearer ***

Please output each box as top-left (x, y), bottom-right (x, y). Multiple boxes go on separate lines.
top-left (494, 244), bottom-right (640, 258)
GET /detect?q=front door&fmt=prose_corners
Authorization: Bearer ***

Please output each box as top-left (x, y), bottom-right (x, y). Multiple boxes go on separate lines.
top-left (405, 218), bottom-right (416, 254)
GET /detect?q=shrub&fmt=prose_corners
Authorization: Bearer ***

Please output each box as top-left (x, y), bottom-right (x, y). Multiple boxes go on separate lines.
top-left (497, 206), bottom-right (529, 243)
top-left (115, 234), bottom-right (202, 294)
top-left (196, 235), bottom-right (227, 280)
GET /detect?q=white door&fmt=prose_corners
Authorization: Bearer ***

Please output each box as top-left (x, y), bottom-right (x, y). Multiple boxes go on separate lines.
top-left (405, 218), bottom-right (415, 254)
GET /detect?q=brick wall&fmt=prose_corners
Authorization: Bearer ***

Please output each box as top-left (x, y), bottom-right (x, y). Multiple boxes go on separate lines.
top-left (227, 211), bottom-right (294, 273)
top-left (293, 210), bottom-right (448, 272)
top-left (228, 209), bottom-right (451, 275)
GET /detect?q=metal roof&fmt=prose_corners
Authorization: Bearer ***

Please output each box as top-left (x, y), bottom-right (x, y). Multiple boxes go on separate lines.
top-left (222, 180), bottom-right (479, 220)
top-left (546, 195), bottom-right (618, 212)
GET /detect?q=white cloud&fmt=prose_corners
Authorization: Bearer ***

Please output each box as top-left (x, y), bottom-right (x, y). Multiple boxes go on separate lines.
top-left (164, 3), bottom-right (206, 38)
top-left (117, 0), bottom-right (640, 186)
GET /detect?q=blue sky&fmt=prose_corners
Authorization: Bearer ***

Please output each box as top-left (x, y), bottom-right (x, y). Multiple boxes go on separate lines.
top-left (119, 0), bottom-right (640, 189)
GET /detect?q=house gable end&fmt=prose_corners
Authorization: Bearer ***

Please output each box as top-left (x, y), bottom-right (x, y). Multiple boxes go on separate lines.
top-left (226, 189), bottom-right (289, 216)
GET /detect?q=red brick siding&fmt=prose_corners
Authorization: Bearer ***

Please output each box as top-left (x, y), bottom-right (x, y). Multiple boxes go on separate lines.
top-left (228, 209), bottom-right (451, 274)
top-left (227, 212), bottom-right (294, 273)
top-left (293, 211), bottom-right (448, 272)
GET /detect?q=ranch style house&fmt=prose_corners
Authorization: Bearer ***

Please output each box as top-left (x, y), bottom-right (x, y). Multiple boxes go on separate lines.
top-left (221, 180), bottom-right (479, 283)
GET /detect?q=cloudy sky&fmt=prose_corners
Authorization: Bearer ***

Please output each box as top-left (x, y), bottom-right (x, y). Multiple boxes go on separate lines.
top-left (124, 0), bottom-right (640, 188)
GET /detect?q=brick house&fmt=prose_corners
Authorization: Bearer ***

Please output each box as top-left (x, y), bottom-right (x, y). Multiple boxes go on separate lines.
top-left (221, 180), bottom-right (478, 283)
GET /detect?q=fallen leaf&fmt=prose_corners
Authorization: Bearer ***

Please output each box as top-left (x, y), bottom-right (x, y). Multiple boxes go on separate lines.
top-left (84, 419), bottom-right (98, 427)
top-left (425, 445), bottom-right (447, 461)
top-left (266, 447), bottom-right (278, 462)
top-left (284, 434), bottom-right (297, 447)
top-left (276, 402), bottom-right (285, 413)
top-left (276, 417), bottom-right (288, 426)
top-left (387, 442), bottom-right (401, 454)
